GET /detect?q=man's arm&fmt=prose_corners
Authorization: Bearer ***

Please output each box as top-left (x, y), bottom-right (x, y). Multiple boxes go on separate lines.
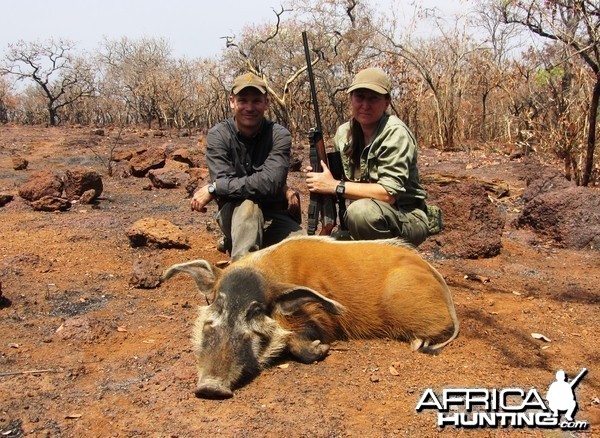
top-left (190, 184), bottom-right (214, 212)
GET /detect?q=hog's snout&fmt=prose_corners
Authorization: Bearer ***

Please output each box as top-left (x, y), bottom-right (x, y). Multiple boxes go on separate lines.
top-left (194, 380), bottom-right (234, 399)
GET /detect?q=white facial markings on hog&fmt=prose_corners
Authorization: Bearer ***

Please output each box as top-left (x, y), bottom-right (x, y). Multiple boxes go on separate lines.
top-left (188, 266), bottom-right (294, 396)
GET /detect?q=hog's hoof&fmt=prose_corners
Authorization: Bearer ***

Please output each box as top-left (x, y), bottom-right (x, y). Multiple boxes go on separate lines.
top-left (293, 339), bottom-right (330, 363)
top-left (194, 383), bottom-right (233, 399)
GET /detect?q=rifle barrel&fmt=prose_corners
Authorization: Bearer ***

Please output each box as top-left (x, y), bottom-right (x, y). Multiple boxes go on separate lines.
top-left (302, 31), bottom-right (322, 133)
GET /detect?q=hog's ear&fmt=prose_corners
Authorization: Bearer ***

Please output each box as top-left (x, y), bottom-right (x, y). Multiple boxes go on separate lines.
top-left (273, 285), bottom-right (346, 316)
top-left (162, 260), bottom-right (222, 293)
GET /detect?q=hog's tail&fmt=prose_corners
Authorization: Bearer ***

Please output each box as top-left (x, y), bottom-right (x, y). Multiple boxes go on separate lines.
top-left (419, 265), bottom-right (460, 355)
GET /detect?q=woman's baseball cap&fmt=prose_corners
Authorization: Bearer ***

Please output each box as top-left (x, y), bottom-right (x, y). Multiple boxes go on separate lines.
top-left (347, 68), bottom-right (391, 95)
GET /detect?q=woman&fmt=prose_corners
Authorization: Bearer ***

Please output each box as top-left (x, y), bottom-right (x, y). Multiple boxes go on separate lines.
top-left (306, 68), bottom-right (429, 246)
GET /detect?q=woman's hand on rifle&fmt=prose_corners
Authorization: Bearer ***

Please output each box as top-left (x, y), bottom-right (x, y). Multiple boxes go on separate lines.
top-left (305, 160), bottom-right (338, 195)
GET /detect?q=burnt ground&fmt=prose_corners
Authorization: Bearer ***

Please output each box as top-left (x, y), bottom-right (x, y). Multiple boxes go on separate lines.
top-left (0, 125), bottom-right (598, 437)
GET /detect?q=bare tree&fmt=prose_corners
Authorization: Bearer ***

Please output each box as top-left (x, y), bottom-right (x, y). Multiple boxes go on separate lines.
top-left (98, 37), bottom-right (173, 129)
top-left (378, 21), bottom-right (479, 150)
top-left (472, 5), bottom-right (522, 142)
top-left (221, 0), bottom-right (384, 138)
top-left (0, 76), bottom-right (15, 122)
top-left (222, 6), bottom-right (300, 128)
top-left (0, 38), bottom-right (95, 126)
top-left (497, 0), bottom-right (599, 185)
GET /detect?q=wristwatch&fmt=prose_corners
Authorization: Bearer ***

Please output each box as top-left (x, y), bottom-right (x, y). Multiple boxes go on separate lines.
top-left (207, 183), bottom-right (216, 195)
top-left (335, 180), bottom-right (345, 198)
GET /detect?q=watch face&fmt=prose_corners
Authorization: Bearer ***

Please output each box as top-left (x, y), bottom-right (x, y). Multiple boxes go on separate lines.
top-left (208, 184), bottom-right (215, 194)
top-left (336, 184), bottom-right (345, 195)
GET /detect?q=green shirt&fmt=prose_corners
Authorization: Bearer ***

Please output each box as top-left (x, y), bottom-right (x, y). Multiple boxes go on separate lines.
top-left (333, 114), bottom-right (427, 206)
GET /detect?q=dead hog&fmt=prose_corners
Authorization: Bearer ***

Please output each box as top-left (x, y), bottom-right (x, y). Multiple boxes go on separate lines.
top-left (163, 236), bottom-right (459, 398)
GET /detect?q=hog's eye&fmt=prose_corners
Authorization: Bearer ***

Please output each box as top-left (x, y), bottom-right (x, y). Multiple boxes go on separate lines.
top-left (245, 302), bottom-right (265, 320)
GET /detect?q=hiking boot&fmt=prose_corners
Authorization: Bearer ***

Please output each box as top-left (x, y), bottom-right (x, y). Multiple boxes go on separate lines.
top-left (426, 205), bottom-right (444, 235)
top-left (216, 236), bottom-right (231, 254)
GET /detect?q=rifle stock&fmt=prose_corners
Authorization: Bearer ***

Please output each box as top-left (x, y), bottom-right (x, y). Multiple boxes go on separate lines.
top-left (308, 128), bottom-right (336, 235)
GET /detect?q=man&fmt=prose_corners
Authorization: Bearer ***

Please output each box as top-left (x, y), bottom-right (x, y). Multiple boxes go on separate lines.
top-left (191, 72), bottom-right (303, 261)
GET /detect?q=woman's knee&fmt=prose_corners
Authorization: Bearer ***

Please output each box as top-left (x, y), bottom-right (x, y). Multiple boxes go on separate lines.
top-left (345, 199), bottom-right (383, 226)
top-left (345, 199), bottom-right (391, 239)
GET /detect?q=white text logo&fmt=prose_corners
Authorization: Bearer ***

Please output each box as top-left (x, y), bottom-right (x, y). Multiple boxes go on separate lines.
top-left (416, 368), bottom-right (589, 430)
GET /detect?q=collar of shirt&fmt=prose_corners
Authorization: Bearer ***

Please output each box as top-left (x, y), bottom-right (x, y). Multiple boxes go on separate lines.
top-left (231, 117), bottom-right (266, 142)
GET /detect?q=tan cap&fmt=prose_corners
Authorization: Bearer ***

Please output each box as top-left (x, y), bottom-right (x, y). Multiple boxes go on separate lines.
top-left (231, 72), bottom-right (267, 95)
top-left (347, 68), bottom-right (391, 94)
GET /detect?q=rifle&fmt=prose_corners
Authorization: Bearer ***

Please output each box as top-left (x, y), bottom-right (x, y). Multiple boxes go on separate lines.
top-left (302, 31), bottom-right (346, 236)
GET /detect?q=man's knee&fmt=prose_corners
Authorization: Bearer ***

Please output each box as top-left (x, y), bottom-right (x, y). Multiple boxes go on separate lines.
top-left (235, 199), bottom-right (261, 220)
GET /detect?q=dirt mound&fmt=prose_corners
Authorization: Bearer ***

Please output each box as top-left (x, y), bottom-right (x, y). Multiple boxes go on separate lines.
top-left (422, 181), bottom-right (505, 259)
top-left (517, 161), bottom-right (600, 250)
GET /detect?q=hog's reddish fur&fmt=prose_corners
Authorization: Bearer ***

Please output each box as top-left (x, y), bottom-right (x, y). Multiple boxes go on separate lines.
top-left (237, 236), bottom-right (459, 352)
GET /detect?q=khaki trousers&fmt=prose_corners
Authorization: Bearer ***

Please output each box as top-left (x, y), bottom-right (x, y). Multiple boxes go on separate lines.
top-left (217, 199), bottom-right (304, 261)
top-left (343, 198), bottom-right (429, 246)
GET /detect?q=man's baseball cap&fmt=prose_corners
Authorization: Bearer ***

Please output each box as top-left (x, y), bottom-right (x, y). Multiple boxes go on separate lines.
top-left (347, 68), bottom-right (391, 95)
top-left (231, 73), bottom-right (267, 94)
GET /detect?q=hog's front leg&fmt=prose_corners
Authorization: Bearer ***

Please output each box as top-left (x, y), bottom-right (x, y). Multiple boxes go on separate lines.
top-left (287, 335), bottom-right (330, 363)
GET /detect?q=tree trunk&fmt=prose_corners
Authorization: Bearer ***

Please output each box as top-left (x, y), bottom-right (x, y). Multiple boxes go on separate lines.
top-left (48, 105), bottom-right (57, 126)
top-left (582, 75), bottom-right (599, 186)
top-left (481, 92), bottom-right (488, 142)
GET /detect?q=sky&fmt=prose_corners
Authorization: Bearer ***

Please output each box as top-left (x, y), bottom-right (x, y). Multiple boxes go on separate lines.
top-left (0, 0), bottom-right (467, 60)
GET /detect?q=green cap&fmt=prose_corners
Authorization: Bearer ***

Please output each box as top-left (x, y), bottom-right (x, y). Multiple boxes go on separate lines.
top-left (231, 72), bottom-right (267, 95)
top-left (347, 68), bottom-right (391, 95)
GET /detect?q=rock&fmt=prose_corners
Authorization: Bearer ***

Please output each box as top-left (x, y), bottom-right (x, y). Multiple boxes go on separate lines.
top-left (517, 185), bottom-right (600, 250)
top-left (185, 168), bottom-right (210, 197)
top-left (18, 170), bottom-right (64, 202)
top-left (0, 280), bottom-right (10, 308)
top-left (0, 194), bottom-right (14, 207)
top-left (79, 189), bottom-right (97, 205)
top-left (12, 157), bottom-right (29, 170)
top-left (109, 161), bottom-right (132, 178)
top-left (31, 196), bottom-right (71, 212)
top-left (63, 169), bottom-right (103, 201)
top-left (164, 159), bottom-right (190, 172)
top-left (188, 167), bottom-right (210, 181)
top-left (147, 167), bottom-right (190, 189)
top-left (92, 129), bottom-right (105, 136)
top-left (129, 254), bottom-right (162, 289)
top-left (112, 150), bottom-right (134, 162)
top-left (130, 146), bottom-right (166, 177)
top-left (126, 218), bottom-right (190, 249)
top-left (521, 161), bottom-right (573, 201)
top-left (169, 148), bottom-right (195, 167)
